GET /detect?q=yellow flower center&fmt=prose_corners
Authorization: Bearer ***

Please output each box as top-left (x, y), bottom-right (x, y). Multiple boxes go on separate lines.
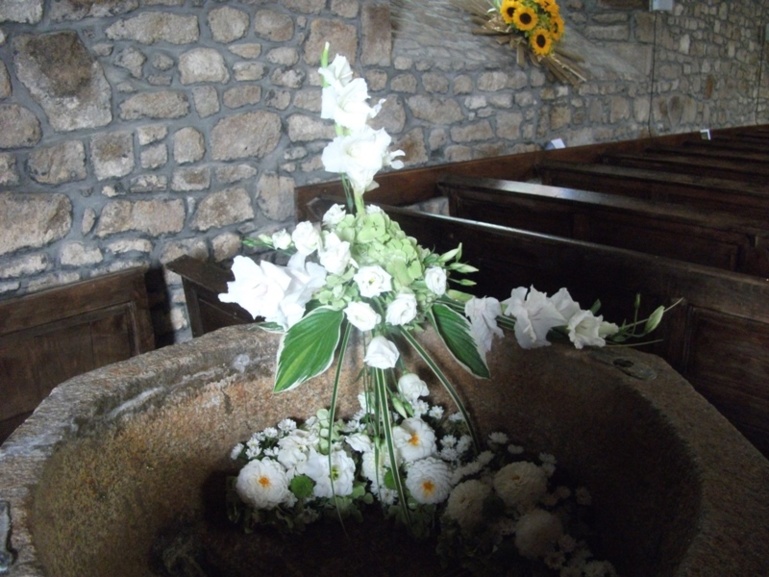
top-left (422, 480), bottom-right (435, 495)
top-left (258, 475), bottom-right (272, 488)
top-left (409, 433), bottom-right (421, 446)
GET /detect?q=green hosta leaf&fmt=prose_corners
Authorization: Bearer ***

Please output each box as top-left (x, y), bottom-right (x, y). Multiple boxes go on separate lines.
top-left (274, 307), bottom-right (345, 392)
top-left (430, 302), bottom-right (489, 379)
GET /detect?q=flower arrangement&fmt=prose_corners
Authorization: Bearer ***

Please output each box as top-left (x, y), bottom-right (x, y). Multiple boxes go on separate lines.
top-left (219, 43), bottom-right (664, 576)
top-left (452, 0), bottom-right (587, 85)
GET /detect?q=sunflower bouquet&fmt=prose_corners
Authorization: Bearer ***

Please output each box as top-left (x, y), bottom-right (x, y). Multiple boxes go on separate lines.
top-left (455, 0), bottom-right (587, 85)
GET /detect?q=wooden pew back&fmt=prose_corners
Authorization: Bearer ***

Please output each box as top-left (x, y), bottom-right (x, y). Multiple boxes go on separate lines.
top-left (438, 173), bottom-right (769, 277)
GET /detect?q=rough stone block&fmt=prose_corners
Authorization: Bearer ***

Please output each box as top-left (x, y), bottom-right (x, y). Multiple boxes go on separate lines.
top-left (191, 186), bottom-right (254, 231)
top-left (211, 111), bottom-right (281, 160)
top-left (179, 48), bottom-right (229, 84)
top-left (208, 6), bottom-right (249, 44)
top-left (119, 91), bottom-right (189, 120)
top-left (0, 0), bottom-right (43, 23)
top-left (0, 104), bottom-right (41, 149)
top-left (91, 131), bottom-right (134, 180)
top-left (28, 140), bottom-right (87, 184)
top-left (106, 12), bottom-right (199, 44)
top-left (96, 199), bottom-right (185, 237)
top-left (361, 3), bottom-right (391, 66)
top-left (254, 9), bottom-right (294, 42)
top-left (0, 194), bottom-right (72, 255)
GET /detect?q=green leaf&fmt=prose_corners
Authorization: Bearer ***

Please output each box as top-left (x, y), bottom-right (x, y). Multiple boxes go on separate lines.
top-left (289, 474), bottom-right (315, 499)
top-left (274, 307), bottom-right (345, 392)
top-left (430, 302), bottom-right (490, 379)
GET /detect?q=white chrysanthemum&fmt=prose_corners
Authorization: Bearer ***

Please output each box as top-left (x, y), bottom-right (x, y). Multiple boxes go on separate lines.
top-left (235, 458), bottom-right (292, 509)
top-left (393, 417), bottom-right (437, 463)
top-left (493, 461), bottom-right (548, 512)
top-left (344, 301), bottom-right (381, 332)
top-left (428, 405), bottom-right (444, 419)
top-left (514, 508), bottom-right (563, 559)
top-left (411, 399), bottom-right (429, 417)
top-left (397, 373), bottom-right (429, 404)
top-left (299, 448), bottom-right (356, 498)
top-left (489, 431), bottom-right (509, 445)
top-left (445, 479), bottom-right (492, 531)
top-left (583, 559), bottom-right (618, 577)
top-left (405, 457), bottom-right (452, 504)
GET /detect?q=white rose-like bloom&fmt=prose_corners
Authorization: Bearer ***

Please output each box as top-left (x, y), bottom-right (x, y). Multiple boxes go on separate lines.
top-left (425, 266), bottom-right (447, 296)
top-left (344, 301), bottom-right (381, 332)
top-left (364, 335), bottom-right (399, 369)
top-left (291, 221), bottom-right (321, 256)
top-left (493, 461), bottom-right (548, 512)
top-left (397, 373), bottom-right (429, 404)
top-left (405, 457), bottom-right (452, 504)
top-left (271, 229), bottom-right (292, 250)
top-left (445, 479), bottom-right (492, 531)
top-left (299, 448), bottom-right (355, 498)
top-left (385, 292), bottom-right (418, 326)
top-left (514, 508), bottom-right (563, 559)
top-left (464, 296), bottom-right (503, 356)
top-left (393, 417), bottom-right (437, 463)
top-left (318, 231), bottom-right (352, 275)
top-left (502, 286), bottom-right (567, 349)
top-left (321, 126), bottom-right (404, 196)
top-left (567, 309), bottom-right (619, 349)
top-left (219, 256), bottom-right (292, 321)
top-left (235, 458), bottom-right (292, 509)
top-left (322, 203), bottom-right (347, 228)
top-left (354, 265), bottom-right (392, 297)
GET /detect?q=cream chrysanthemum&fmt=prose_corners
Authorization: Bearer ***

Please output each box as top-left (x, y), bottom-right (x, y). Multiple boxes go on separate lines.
top-left (493, 461), bottom-right (548, 512)
top-left (445, 478), bottom-right (492, 531)
top-left (406, 457), bottom-right (452, 504)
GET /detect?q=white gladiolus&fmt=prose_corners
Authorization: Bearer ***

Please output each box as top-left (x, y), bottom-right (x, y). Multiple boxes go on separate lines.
top-left (218, 256), bottom-right (293, 321)
top-left (567, 309), bottom-right (618, 349)
top-left (385, 292), bottom-right (418, 326)
top-left (271, 229), bottom-right (292, 250)
top-left (464, 296), bottom-right (503, 356)
top-left (502, 286), bottom-right (567, 349)
top-left (364, 335), bottom-right (399, 369)
top-left (235, 458), bottom-right (292, 509)
top-left (344, 301), bottom-right (381, 332)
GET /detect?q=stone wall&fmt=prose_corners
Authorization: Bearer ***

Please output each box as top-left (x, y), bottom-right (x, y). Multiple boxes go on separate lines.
top-left (0, 0), bottom-right (767, 345)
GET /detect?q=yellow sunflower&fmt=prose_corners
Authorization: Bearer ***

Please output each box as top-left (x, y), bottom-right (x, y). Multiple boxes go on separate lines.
top-left (513, 5), bottom-right (538, 32)
top-left (530, 27), bottom-right (554, 56)
top-left (499, 0), bottom-right (520, 25)
top-left (549, 13), bottom-right (565, 40)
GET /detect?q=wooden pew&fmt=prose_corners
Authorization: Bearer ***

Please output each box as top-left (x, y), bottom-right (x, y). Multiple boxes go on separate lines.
top-left (600, 151), bottom-right (769, 184)
top-left (648, 142), bottom-right (769, 164)
top-left (0, 268), bottom-right (155, 444)
top-left (535, 160), bottom-right (769, 217)
top-left (438, 173), bottom-right (769, 277)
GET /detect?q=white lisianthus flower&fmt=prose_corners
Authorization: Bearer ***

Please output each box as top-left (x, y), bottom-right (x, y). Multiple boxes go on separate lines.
top-left (291, 221), bottom-right (321, 256)
top-left (364, 335), bottom-right (399, 369)
top-left (425, 266), bottom-right (448, 296)
top-left (393, 417), bottom-right (437, 463)
top-left (321, 126), bottom-right (404, 196)
top-left (446, 479), bottom-right (492, 531)
top-left (464, 296), bottom-right (503, 356)
top-left (219, 255), bottom-right (292, 321)
top-left (353, 265), bottom-right (392, 297)
top-left (567, 309), bottom-right (618, 349)
top-left (514, 508), bottom-right (564, 559)
top-left (235, 458), bottom-right (292, 509)
top-left (318, 231), bottom-right (352, 275)
top-left (344, 301), bottom-right (381, 332)
top-left (271, 229), bottom-right (292, 250)
top-left (405, 457), bottom-right (452, 504)
top-left (322, 203), bottom-right (347, 228)
top-left (385, 292), bottom-right (418, 326)
top-left (493, 461), bottom-right (548, 513)
top-left (503, 286), bottom-right (567, 349)
top-left (397, 373), bottom-right (429, 404)
top-left (299, 448), bottom-right (355, 498)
